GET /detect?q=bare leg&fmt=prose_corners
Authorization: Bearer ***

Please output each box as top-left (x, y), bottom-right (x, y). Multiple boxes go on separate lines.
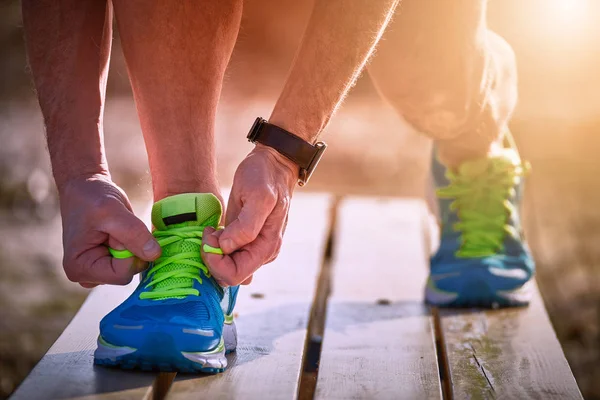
top-left (368, 0), bottom-right (517, 168)
top-left (112, 0), bottom-right (243, 201)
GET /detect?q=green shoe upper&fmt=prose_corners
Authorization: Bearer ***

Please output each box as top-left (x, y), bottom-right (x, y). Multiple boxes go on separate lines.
top-left (436, 151), bottom-right (529, 259)
top-left (109, 193), bottom-right (224, 300)
top-left (142, 193), bottom-right (223, 300)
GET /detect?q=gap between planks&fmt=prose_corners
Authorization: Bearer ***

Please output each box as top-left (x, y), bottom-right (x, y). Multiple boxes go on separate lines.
top-left (297, 196), bottom-right (342, 400)
top-left (431, 307), bottom-right (454, 400)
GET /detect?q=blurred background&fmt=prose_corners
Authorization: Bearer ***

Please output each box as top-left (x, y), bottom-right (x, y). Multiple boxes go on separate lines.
top-left (1, 0), bottom-right (599, 398)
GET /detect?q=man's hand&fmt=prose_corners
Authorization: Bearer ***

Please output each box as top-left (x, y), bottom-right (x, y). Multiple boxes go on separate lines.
top-left (59, 175), bottom-right (161, 288)
top-left (202, 144), bottom-right (298, 286)
top-left (201, 0), bottom-right (400, 287)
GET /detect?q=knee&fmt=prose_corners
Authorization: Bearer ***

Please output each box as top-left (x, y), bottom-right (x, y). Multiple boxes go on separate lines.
top-left (370, 50), bottom-right (488, 140)
top-left (370, 31), bottom-right (518, 141)
top-left (486, 31), bottom-right (518, 127)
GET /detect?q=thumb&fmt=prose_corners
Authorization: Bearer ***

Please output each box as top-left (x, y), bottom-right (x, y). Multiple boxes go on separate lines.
top-left (101, 208), bottom-right (161, 261)
top-left (219, 196), bottom-right (276, 254)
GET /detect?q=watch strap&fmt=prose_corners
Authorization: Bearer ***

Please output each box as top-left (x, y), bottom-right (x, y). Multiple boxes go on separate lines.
top-left (247, 117), bottom-right (327, 186)
top-left (248, 118), bottom-right (316, 170)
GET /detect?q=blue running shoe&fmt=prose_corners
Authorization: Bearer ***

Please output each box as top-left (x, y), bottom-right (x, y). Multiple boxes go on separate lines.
top-left (94, 193), bottom-right (239, 373)
top-left (426, 140), bottom-right (535, 308)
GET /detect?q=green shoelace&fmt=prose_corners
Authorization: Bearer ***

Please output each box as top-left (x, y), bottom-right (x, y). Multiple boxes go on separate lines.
top-left (109, 226), bottom-right (223, 300)
top-left (436, 158), bottom-right (528, 258)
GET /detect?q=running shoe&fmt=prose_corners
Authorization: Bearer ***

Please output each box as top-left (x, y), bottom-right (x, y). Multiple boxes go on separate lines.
top-left (426, 139), bottom-right (535, 308)
top-left (94, 193), bottom-right (238, 373)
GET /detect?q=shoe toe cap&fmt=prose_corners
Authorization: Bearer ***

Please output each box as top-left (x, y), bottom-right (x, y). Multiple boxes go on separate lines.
top-left (100, 302), bottom-right (222, 352)
top-left (431, 253), bottom-right (534, 292)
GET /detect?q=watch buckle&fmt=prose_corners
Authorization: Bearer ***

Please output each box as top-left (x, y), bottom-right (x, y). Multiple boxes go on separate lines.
top-left (247, 117), bottom-right (266, 142)
top-left (299, 141), bottom-right (327, 187)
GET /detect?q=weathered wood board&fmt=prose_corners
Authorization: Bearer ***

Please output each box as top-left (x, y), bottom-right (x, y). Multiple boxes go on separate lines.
top-left (440, 285), bottom-right (583, 399)
top-left (166, 193), bottom-right (331, 399)
top-left (315, 197), bottom-right (442, 399)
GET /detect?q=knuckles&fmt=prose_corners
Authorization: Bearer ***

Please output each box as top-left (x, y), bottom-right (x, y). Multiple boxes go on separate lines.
top-left (254, 185), bottom-right (277, 207)
top-left (235, 223), bottom-right (259, 243)
top-left (274, 237), bottom-right (283, 255)
top-left (120, 222), bottom-right (149, 245)
top-left (270, 235), bottom-right (283, 257)
top-left (91, 195), bottom-right (124, 220)
top-left (63, 252), bottom-right (82, 283)
top-left (63, 263), bottom-right (82, 283)
top-left (264, 184), bottom-right (278, 200)
top-left (277, 193), bottom-right (290, 210)
top-left (265, 237), bottom-right (283, 264)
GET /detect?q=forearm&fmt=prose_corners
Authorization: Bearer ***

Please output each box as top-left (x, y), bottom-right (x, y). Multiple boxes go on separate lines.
top-left (22, 0), bottom-right (113, 190)
top-left (269, 0), bottom-right (399, 142)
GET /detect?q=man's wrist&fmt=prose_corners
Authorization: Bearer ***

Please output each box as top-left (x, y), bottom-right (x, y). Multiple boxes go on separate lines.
top-left (253, 143), bottom-right (300, 179)
top-left (268, 110), bottom-right (322, 144)
top-left (53, 167), bottom-right (111, 194)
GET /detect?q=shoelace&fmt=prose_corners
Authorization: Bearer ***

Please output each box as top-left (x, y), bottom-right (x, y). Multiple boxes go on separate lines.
top-left (109, 226), bottom-right (222, 300)
top-left (436, 159), bottom-right (529, 258)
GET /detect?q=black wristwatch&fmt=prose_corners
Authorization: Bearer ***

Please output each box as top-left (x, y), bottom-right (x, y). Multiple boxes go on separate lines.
top-left (247, 117), bottom-right (327, 186)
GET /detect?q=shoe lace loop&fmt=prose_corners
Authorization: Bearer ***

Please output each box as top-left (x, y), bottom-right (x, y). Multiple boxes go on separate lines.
top-left (108, 226), bottom-right (222, 300)
top-left (436, 159), bottom-right (529, 258)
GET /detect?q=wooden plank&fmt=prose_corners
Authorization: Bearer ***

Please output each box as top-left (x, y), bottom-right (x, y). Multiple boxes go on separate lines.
top-left (440, 285), bottom-right (583, 399)
top-left (166, 193), bottom-right (331, 400)
top-left (10, 282), bottom-right (158, 400)
top-left (315, 197), bottom-right (442, 400)
top-left (11, 201), bottom-right (158, 400)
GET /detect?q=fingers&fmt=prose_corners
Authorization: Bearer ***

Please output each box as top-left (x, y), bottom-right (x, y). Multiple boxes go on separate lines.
top-left (64, 208), bottom-right (153, 285)
top-left (203, 206), bottom-right (286, 287)
top-left (66, 244), bottom-right (144, 286)
top-left (201, 231), bottom-right (259, 286)
top-left (100, 207), bottom-right (161, 261)
top-left (265, 212), bottom-right (289, 264)
top-left (79, 282), bottom-right (98, 289)
top-left (218, 192), bottom-right (277, 254)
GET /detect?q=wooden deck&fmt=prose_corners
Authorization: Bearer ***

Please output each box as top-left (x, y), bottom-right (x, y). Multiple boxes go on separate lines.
top-left (11, 193), bottom-right (582, 399)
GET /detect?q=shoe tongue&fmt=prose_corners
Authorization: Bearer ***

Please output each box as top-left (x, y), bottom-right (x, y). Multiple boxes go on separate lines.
top-left (151, 193), bottom-right (222, 231)
top-left (457, 151), bottom-right (519, 178)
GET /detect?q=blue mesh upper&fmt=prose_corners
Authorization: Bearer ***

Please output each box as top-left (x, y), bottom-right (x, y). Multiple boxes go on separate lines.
top-left (121, 301), bottom-right (210, 322)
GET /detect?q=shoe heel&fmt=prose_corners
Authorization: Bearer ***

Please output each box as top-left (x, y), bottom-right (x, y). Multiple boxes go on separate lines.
top-left (224, 319), bottom-right (237, 353)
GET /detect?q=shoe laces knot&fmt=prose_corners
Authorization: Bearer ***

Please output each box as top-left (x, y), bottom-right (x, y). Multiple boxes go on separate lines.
top-left (436, 157), bottom-right (529, 258)
top-left (139, 226), bottom-right (222, 300)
